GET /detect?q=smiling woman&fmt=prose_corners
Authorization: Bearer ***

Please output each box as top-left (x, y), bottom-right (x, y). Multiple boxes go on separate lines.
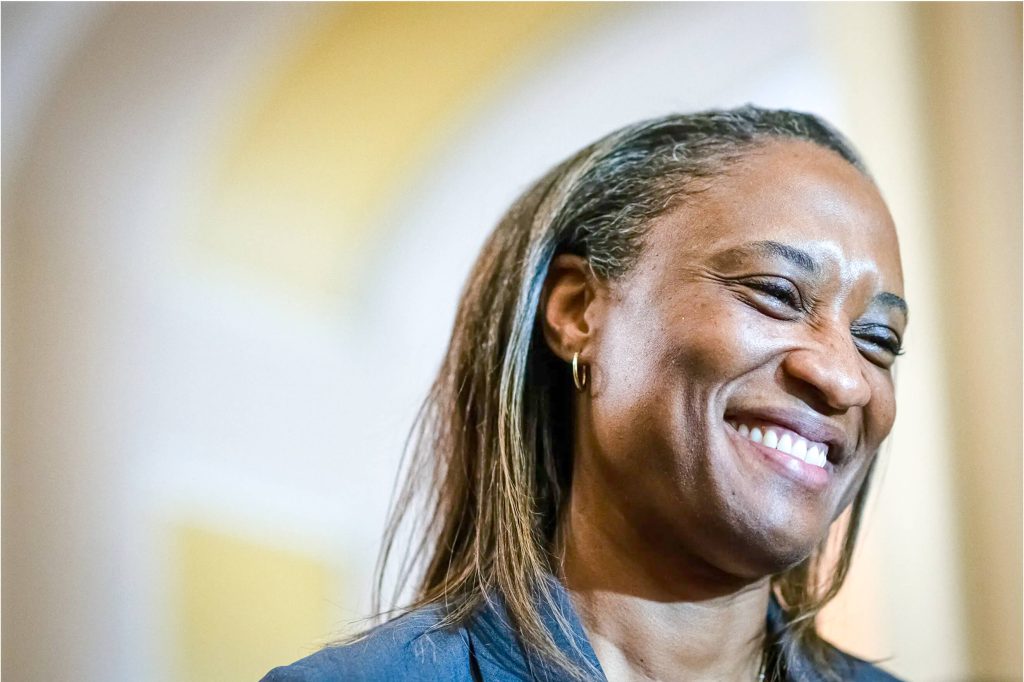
top-left (263, 107), bottom-right (906, 681)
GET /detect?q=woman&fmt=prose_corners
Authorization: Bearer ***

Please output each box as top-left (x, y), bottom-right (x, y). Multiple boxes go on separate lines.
top-left (263, 106), bottom-right (907, 681)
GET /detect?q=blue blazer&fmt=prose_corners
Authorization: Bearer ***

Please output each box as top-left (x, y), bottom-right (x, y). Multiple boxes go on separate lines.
top-left (261, 579), bottom-right (901, 681)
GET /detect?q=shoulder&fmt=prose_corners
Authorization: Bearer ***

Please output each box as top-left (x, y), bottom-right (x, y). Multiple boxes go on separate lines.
top-left (259, 604), bottom-right (473, 682)
top-left (767, 597), bottom-right (903, 682)
top-left (830, 647), bottom-right (903, 682)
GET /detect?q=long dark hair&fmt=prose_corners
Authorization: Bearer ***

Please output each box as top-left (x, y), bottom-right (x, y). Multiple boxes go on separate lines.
top-left (373, 105), bottom-right (875, 681)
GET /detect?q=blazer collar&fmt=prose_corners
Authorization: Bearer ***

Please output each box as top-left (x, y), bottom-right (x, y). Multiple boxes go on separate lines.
top-left (766, 594), bottom-right (827, 682)
top-left (466, 577), bottom-right (824, 682)
top-left (467, 576), bottom-right (604, 681)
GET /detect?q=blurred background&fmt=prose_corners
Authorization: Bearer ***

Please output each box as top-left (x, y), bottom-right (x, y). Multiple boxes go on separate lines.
top-left (2, 2), bottom-right (1020, 681)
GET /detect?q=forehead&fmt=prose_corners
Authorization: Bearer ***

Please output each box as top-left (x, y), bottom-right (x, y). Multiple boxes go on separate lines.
top-left (644, 140), bottom-right (904, 294)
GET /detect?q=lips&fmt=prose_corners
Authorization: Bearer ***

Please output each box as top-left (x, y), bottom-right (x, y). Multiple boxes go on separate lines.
top-left (723, 408), bottom-right (847, 466)
top-left (723, 416), bottom-right (835, 491)
top-left (727, 420), bottom-right (828, 468)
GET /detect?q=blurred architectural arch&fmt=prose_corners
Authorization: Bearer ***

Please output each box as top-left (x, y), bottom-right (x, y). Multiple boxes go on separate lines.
top-left (3, 4), bottom-right (1019, 681)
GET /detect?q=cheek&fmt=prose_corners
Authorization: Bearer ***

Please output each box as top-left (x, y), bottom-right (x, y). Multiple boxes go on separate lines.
top-left (587, 309), bottom-right (671, 457)
top-left (587, 294), bottom-right (727, 469)
top-left (594, 311), bottom-right (667, 402)
top-left (834, 375), bottom-right (895, 511)
top-left (866, 374), bottom-right (897, 443)
top-left (665, 296), bottom-right (776, 383)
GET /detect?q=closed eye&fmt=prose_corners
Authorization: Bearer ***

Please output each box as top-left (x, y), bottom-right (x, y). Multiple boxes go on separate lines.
top-left (746, 276), bottom-right (804, 311)
top-left (851, 322), bottom-right (904, 358)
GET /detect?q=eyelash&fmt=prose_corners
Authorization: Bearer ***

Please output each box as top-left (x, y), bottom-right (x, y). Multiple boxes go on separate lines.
top-left (748, 278), bottom-right (803, 310)
top-left (851, 323), bottom-right (904, 356)
top-left (745, 279), bottom-right (904, 357)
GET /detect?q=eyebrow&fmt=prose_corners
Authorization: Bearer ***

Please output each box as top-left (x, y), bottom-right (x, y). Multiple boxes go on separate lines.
top-left (714, 240), bottom-right (818, 273)
top-left (874, 291), bottom-right (909, 319)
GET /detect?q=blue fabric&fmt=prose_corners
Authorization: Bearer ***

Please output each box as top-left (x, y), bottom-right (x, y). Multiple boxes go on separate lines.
top-left (260, 579), bottom-right (901, 681)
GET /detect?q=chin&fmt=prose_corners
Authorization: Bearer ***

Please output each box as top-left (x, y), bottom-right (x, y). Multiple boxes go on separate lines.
top-left (716, 520), bottom-right (828, 579)
top-left (756, 537), bottom-right (819, 575)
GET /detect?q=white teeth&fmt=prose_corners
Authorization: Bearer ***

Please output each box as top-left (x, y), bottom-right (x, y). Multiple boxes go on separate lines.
top-left (729, 421), bottom-right (829, 469)
top-left (777, 433), bottom-right (793, 455)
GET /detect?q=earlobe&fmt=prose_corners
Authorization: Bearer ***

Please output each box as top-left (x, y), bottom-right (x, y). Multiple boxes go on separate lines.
top-left (540, 254), bottom-right (598, 363)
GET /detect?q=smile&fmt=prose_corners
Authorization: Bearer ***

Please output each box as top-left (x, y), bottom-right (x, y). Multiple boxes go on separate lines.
top-left (726, 420), bottom-right (829, 469)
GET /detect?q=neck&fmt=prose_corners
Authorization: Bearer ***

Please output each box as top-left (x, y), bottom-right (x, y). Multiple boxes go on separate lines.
top-left (556, 490), bottom-right (771, 682)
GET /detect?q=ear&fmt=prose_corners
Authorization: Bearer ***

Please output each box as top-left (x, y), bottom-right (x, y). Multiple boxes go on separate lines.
top-left (541, 254), bottom-right (601, 363)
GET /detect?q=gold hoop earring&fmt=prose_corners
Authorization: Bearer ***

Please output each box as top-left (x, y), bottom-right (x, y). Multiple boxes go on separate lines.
top-left (572, 351), bottom-right (588, 392)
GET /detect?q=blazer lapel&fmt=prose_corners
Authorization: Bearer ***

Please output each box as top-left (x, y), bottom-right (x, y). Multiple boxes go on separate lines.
top-left (466, 578), bottom-right (605, 681)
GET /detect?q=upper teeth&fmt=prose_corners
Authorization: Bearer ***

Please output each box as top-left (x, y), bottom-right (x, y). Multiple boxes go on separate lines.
top-left (729, 421), bottom-right (829, 468)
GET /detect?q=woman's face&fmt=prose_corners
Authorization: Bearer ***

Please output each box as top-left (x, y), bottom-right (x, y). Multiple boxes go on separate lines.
top-left (578, 140), bottom-right (906, 578)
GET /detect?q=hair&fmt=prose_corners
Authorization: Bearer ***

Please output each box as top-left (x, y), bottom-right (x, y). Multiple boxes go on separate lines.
top-left (372, 105), bottom-right (877, 681)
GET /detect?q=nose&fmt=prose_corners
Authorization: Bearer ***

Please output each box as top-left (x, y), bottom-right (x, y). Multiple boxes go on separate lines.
top-left (781, 331), bottom-right (872, 412)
